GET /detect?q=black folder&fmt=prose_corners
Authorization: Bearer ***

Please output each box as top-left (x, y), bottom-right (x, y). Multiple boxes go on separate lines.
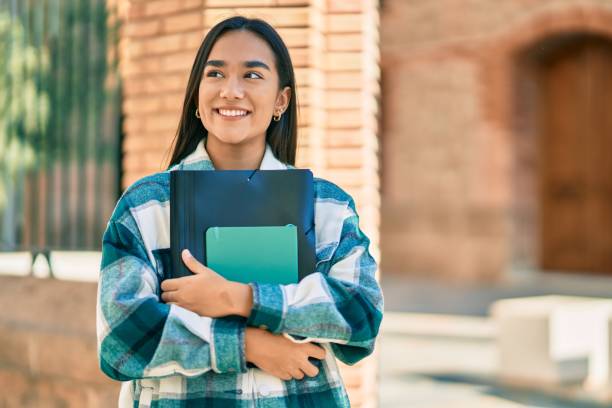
top-left (170, 169), bottom-right (315, 281)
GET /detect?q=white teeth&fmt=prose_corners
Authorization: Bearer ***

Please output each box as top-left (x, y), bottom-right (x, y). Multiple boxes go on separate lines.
top-left (218, 109), bottom-right (248, 117)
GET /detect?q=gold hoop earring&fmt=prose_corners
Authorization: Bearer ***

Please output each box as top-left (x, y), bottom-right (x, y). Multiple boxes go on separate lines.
top-left (195, 108), bottom-right (201, 118)
top-left (273, 111), bottom-right (282, 122)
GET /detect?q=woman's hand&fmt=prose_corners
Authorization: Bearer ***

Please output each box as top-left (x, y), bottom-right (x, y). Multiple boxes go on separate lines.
top-left (245, 327), bottom-right (326, 381)
top-left (160, 249), bottom-right (253, 318)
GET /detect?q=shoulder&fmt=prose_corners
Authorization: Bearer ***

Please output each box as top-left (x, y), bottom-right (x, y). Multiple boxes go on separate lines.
top-left (313, 177), bottom-right (355, 211)
top-left (108, 171), bottom-right (170, 225)
top-left (312, 177), bottom-right (357, 242)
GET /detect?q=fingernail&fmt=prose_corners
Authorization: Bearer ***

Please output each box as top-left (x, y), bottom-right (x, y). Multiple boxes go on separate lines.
top-left (182, 249), bottom-right (191, 258)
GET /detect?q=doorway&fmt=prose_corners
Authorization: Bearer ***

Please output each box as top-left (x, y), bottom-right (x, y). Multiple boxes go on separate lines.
top-left (535, 35), bottom-right (612, 274)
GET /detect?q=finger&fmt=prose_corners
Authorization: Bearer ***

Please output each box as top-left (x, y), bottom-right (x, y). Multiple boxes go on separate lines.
top-left (181, 249), bottom-right (206, 274)
top-left (161, 278), bottom-right (181, 292)
top-left (291, 369), bottom-right (304, 380)
top-left (161, 291), bottom-right (177, 303)
top-left (301, 361), bottom-right (319, 378)
top-left (279, 372), bottom-right (292, 381)
top-left (306, 344), bottom-right (326, 360)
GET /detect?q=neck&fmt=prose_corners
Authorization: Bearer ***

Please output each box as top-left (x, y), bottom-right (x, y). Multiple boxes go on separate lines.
top-left (205, 136), bottom-right (266, 170)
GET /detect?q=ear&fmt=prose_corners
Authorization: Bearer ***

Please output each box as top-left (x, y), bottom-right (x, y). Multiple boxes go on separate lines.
top-left (275, 86), bottom-right (292, 113)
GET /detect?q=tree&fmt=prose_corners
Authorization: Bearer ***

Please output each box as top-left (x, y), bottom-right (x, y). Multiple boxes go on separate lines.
top-left (0, 11), bottom-right (50, 249)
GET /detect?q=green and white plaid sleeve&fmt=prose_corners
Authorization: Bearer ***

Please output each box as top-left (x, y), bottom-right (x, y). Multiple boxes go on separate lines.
top-left (97, 189), bottom-right (247, 381)
top-left (247, 180), bottom-right (384, 365)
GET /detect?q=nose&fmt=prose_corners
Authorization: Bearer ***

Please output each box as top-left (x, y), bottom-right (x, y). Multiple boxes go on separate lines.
top-left (219, 76), bottom-right (244, 99)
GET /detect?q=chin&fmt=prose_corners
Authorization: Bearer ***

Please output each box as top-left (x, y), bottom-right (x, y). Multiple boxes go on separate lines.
top-left (208, 131), bottom-right (254, 146)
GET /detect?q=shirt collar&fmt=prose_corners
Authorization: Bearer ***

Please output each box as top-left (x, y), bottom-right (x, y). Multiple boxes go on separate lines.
top-left (175, 138), bottom-right (287, 171)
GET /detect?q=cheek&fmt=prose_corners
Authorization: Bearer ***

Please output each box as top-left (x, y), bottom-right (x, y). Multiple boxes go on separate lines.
top-left (198, 84), bottom-right (213, 109)
top-left (255, 91), bottom-right (279, 117)
top-left (198, 91), bottom-right (216, 121)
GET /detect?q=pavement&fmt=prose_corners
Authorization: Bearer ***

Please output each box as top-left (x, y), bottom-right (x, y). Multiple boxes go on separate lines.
top-left (378, 273), bottom-right (612, 408)
top-left (380, 272), bottom-right (612, 316)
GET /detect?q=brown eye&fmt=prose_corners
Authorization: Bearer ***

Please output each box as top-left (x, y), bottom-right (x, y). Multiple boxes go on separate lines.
top-left (245, 72), bottom-right (263, 79)
top-left (206, 71), bottom-right (223, 78)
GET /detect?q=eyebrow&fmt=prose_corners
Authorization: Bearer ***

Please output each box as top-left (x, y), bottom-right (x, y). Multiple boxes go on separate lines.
top-left (205, 60), bottom-right (271, 71)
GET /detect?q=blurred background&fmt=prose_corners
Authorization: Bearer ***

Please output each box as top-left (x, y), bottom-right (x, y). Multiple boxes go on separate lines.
top-left (1, 0), bottom-right (612, 407)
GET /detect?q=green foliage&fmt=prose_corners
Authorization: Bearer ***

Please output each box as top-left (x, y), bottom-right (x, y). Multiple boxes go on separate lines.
top-left (0, 11), bottom-right (50, 210)
top-left (0, 0), bottom-right (122, 250)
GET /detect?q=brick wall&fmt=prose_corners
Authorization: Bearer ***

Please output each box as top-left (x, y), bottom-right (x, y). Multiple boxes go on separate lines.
top-left (0, 277), bottom-right (117, 407)
top-left (379, 0), bottom-right (612, 281)
top-left (117, 0), bottom-right (381, 406)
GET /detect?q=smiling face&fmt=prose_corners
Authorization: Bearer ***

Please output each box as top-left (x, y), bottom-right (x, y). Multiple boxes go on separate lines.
top-left (197, 30), bottom-right (291, 148)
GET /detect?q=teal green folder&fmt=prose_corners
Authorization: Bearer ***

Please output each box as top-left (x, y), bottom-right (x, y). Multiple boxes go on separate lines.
top-left (205, 225), bottom-right (298, 285)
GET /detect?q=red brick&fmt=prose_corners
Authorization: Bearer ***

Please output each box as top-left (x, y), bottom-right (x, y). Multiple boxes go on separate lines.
top-left (294, 67), bottom-right (313, 87)
top-left (325, 14), bottom-right (363, 33)
top-left (327, 33), bottom-right (362, 51)
top-left (326, 0), bottom-right (364, 13)
top-left (326, 109), bottom-right (361, 129)
top-left (141, 111), bottom-right (182, 133)
top-left (161, 92), bottom-right (186, 110)
top-left (125, 19), bottom-right (161, 38)
top-left (206, 0), bottom-right (308, 6)
top-left (296, 87), bottom-right (310, 107)
top-left (124, 73), bottom-right (189, 97)
top-left (122, 56), bottom-right (163, 77)
top-left (144, 0), bottom-right (203, 18)
top-left (326, 147), bottom-right (362, 168)
top-left (277, 28), bottom-right (310, 48)
top-left (325, 52), bottom-right (361, 71)
top-left (162, 11), bottom-right (203, 34)
top-left (123, 150), bottom-right (168, 173)
top-left (123, 116), bottom-right (144, 134)
top-left (325, 72), bottom-right (362, 89)
top-left (325, 90), bottom-right (362, 109)
top-left (326, 129), bottom-right (363, 147)
top-left (204, 7), bottom-right (309, 28)
top-left (325, 169), bottom-right (363, 188)
top-left (288, 47), bottom-right (309, 68)
top-left (127, 2), bottom-right (146, 19)
top-left (160, 50), bottom-right (199, 73)
top-left (123, 132), bottom-right (175, 154)
top-left (128, 31), bottom-right (203, 59)
top-left (123, 95), bottom-right (163, 115)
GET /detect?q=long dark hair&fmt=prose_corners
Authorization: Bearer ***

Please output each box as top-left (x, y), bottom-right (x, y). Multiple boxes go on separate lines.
top-left (167, 16), bottom-right (298, 168)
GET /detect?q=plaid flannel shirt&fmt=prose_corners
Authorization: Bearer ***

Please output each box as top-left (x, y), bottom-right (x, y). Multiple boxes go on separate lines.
top-left (96, 139), bottom-right (384, 407)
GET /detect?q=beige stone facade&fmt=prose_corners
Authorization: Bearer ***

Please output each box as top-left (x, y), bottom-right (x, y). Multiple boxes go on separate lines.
top-left (380, 0), bottom-right (612, 281)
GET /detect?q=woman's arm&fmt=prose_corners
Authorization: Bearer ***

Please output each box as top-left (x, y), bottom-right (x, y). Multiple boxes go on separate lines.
top-left (97, 206), bottom-right (246, 381)
top-left (158, 187), bottom-right (383, 366)
top-left (245, 327), bottom-right (326, 380)
top-left (246, 197), bottom-right (384, 365)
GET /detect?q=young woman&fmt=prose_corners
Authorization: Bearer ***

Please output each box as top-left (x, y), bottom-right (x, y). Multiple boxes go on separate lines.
top-left (97, 16), bottom-right (383, 407)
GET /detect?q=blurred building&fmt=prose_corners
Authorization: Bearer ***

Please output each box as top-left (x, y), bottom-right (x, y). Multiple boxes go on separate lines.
top-left (2, 0), bottom-right (612, 407)
top-left (380, 0), bottom-right (612, 281)
top-left (1, 0), bottom-right (381, 407)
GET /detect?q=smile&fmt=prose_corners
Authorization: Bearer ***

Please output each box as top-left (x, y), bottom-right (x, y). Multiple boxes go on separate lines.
top-left (216, 108), bottom-right (250, 118)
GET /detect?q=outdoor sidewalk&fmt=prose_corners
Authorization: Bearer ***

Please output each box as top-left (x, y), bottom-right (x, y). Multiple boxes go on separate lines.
top-left (378, 273), bottom-right (612, 407)
top-left (381, 273), bottom-right (612, 316)
top-left (378, 312), bottom-right (612, 408)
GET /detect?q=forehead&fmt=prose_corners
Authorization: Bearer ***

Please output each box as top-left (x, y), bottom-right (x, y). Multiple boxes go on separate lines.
top-left (207, 30), bottom-right (276, 68)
